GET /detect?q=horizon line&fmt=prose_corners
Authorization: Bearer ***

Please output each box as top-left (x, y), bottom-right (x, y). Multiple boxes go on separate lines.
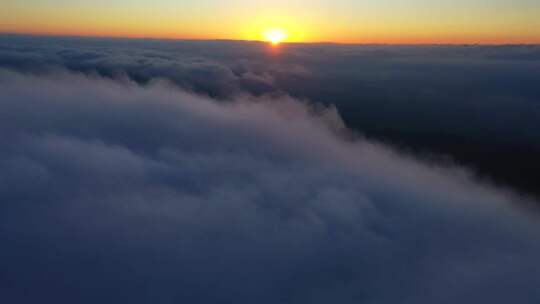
top-left (1, 32), bottom-right (539, 47)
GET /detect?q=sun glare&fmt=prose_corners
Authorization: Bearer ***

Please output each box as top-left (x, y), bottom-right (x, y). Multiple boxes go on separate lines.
top-left (264, 28), bottom-right (288, 45)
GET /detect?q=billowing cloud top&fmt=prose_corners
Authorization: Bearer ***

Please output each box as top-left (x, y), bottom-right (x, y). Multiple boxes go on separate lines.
top-left (1, 35), bottom-right (540, 197)
top-left (1, 66), bottom-right (540, 303)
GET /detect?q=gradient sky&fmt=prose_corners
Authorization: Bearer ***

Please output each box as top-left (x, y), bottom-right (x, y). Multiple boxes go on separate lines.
top-left (2, 0), bottom-right (540, 43)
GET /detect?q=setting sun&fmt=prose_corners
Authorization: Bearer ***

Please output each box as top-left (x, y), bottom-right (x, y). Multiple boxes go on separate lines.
top-left (264, 28), bottom-right (288, 45)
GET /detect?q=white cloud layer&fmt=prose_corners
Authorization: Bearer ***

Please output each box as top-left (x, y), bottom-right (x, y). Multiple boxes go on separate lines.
top-left (0, 69), bottom-right (539, 303)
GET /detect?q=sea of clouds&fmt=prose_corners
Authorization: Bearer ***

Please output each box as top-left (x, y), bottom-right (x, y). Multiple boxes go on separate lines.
top-left (2, 35), bottom-right (539, 196)
top-left (1, 67), bottom-right (539, 303)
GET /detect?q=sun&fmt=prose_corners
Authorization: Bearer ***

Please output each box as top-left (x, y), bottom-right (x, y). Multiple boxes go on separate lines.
top-left (264, 28), bottom-right (288, 45)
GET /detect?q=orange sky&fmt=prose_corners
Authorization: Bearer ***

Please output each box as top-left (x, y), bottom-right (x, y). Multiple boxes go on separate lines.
top-left (2, 1), bottom-right (540, 44)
